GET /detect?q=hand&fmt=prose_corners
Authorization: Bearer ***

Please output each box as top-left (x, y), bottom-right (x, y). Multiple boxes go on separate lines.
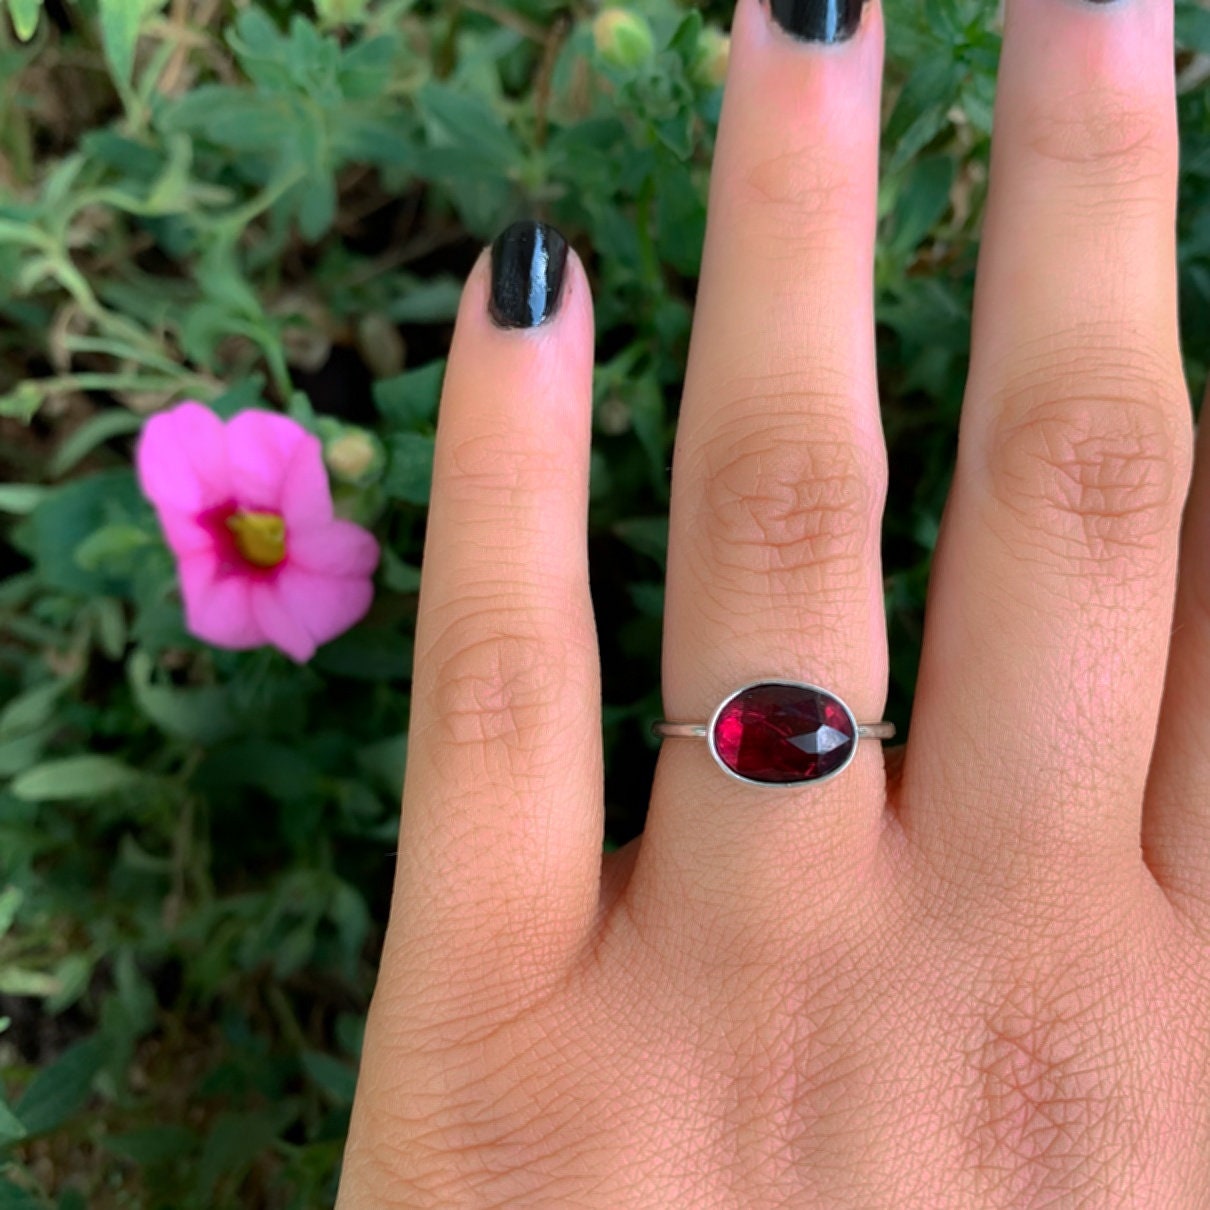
top-left (336, 0), bottom-right (1210, 1204)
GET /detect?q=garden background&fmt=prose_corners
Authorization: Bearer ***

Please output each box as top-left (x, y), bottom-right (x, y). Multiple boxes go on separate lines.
top-left (0, 0), bottom-right (1207, 1204)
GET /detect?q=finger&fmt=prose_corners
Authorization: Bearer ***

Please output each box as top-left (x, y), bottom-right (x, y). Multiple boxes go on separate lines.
top-left (1143, 382), bottom-right (1210, 931)
top-left (900, 0), bottom-right (1193, 878)
top-left (383, 222), bottom-right (603, 981)
top-left (637, 0), bottom-right (889, 923)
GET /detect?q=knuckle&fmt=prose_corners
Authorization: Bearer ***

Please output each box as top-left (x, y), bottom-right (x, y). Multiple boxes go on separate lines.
top-left (962, 969), bottom-right (1148, 1205)
top-left (736, 143), bottom-right (863, 250)
top-left (422, 604), bottom-right (576, 769)
top-left (445, 430), bottom-right (576, 508)
top-left (1023, 87), bottom-right (1175, 185)
top-left (983, 356), bottom-right (1191, 583)
top-left (687, 409), bottom-right (883, 600)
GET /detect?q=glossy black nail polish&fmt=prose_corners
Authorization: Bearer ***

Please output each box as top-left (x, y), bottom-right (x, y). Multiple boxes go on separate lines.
top-left (488, 220), bottom-right (568, 329)
top-left (768, 0), bottom-right (865, 42)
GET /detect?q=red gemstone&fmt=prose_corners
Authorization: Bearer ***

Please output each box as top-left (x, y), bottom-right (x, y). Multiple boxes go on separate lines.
top-left (711, 682), bottom-right (856, 785)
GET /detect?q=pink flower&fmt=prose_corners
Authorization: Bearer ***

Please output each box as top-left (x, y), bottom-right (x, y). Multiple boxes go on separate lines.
top-left (136, 401), bottom-right (379, 663)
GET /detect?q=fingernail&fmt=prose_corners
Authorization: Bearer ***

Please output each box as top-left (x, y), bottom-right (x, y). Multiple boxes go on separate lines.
top-left (488, 220), bottom-right (569, 329)
top-left (767, 0), bottom-right (865, 42)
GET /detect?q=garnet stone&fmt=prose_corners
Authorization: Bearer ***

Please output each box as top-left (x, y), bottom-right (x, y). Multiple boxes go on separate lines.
top-left (710, 681), bottom-right (857, 786)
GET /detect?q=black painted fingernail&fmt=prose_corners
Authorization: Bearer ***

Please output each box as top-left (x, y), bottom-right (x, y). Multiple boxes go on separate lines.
top-left (488, 220), bottom-right (568, 329)
top-left (768, 0), bottom-right (865, 42)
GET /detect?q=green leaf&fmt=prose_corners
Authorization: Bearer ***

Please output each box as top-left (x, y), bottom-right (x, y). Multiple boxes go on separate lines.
top-left (628, 376), bottom-right (668, 496)
top-left (14, 1035), bottom-right (106, 1136)
top-left (334, 1012), bottom-right (364, 1058)
top-left (332, 112), bottom-right (417, 167)
top-left (16, 469), bottom-right (147, 596)
top-left (416, 81), bottom-right (523, 174)
top-left (0, 887), bottom-right (22, 938)
top-left (196, 1106), bottom-right (298, 1198)
top-left (48, 408), bottom-right (144, 478)
top-left (296, 171), bottom-right (337, 241)
top-left (0, 727), bottom-right (53, 778)
top-left (91, 596), bottom-right (128, 660)
top-left (384, 280), bottom-right (462, 325)
top-left (1176, 0), bottom-right (1210, 51)
top-left (311, 627), bottom-right (410, 681)
top-left (0, 485), bottom-right (47, 514)
top-left (165, 87), bottom-right (296, 153)
top-left (301, 1050), bottom-right (358, 1104)
top-left (44, 953), bottom-right (93, 1014)
top-left (40, 153), bottom-right (88, 214)
top-left (193, 740), bottom-right (318, 803)
top-left (0, 678), bottom-right (69, 740)
top-left (613, 516), bottom-right (668, 567)
top-left (373, 360), bottom-right (445, 428)
top-left (657, 9), bottom-right (696, 58)
top-left (0, 1177), bottom-right (42, 1210)
top-left (883, 55), bottom-right (964, 175)
top-left (0, 1097), bottom-right (27, 1146)
top-left (102, 1125), bottom-right (196, 1165)
top-left (628, 581), bottom-right (664, 619)
top-left (888, 155), bottom-right (955, 254)
top-left (0, 382), bottom-right (42, 422)
top-left (98, 0), bottom-right (156, 89)
top-left (127, 649), bottom-right (241, 745)
top-left (355, 734), bottom-right (406, 800)
top-left (73, 523), bottom-right (152, 572)
top-left (328, 880), bottom-right (369, 971)
top-left (0, 969), bottom-right (60, 997)
top-left (206, 377), bottom-right (266, 420)
top-left (382, 432), bottom-right (435, 504)
top-left (144, 132), bottom-right (194, 212)
top-left (379, 546), bottom-right (422, 593)
top-left (337, 32), bottom-right (396, 97)
top-left (5, 0), bottom-right (41, 41)
top-left (11, 755), bottom-right (144, 802)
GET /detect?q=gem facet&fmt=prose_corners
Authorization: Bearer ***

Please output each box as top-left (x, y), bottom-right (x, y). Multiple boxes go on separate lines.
top-left (711, 681), bottom-right (857, 785)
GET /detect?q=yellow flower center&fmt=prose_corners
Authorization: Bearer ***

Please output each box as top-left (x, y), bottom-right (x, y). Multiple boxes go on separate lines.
top-left (226, 510), bottom-right (286, 568)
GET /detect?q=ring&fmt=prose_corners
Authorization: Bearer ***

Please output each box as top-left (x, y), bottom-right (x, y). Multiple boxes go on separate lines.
top-left (651, 679), bottom-right (895, 787)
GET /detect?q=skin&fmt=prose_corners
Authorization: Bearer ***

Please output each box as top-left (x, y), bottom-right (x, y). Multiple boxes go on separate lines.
top-left (335, 0), bottom-right (1210, 1204)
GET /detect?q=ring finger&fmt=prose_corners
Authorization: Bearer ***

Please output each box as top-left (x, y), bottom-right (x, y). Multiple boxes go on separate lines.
top-left (629, 0), bottom-right (891, 933)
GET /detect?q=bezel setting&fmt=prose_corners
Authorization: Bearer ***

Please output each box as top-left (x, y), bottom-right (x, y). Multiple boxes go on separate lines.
top-left (706, 678), bottom-right (860, 788)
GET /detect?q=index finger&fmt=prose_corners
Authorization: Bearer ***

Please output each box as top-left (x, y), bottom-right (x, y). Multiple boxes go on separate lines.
top-left (385, 222), bottom-right (605, 982)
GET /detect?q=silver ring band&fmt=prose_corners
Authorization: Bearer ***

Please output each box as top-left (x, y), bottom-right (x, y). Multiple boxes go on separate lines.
top-left (651, 721), bottom-right (896, 740)
top-left (649, 678), bottom-right (895, 787)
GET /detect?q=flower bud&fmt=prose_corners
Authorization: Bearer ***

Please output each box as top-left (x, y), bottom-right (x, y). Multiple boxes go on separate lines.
top-left (596, 396), bottom-right (631, 435)
top-left (691, 27), bottom-right (729, 88)
top-left (323, 426), bottom-right (385, 486)
top-left (315, 0), bottom-right (369, 25)
top-left (593, 8), bottom-right (655, 69)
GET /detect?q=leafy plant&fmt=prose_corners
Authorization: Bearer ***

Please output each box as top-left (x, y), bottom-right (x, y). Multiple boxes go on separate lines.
top-left (0, 0), bottom-right (1206, 1204)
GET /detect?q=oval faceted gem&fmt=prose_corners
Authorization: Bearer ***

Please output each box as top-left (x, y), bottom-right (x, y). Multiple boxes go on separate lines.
top-left (711, 682), bottom-right (857, 785)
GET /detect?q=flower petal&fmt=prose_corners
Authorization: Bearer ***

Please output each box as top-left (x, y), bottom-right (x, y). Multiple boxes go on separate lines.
top-left (158, 506), bottom-right (215, 558)
top-left (288, 520), bottom-right (380, 577)
top-left (178, 552), bottom-right (265, 650)
top-left (136, 402), bottom-right (230, 514)
top-left (276, 565), bottom-right (375, 648)
top-left (278, 437), bottom-right (335, 529)
top-left (251, 578), bottom-right (318, 663)
top-left (227, 409), bottom-right (331, 526)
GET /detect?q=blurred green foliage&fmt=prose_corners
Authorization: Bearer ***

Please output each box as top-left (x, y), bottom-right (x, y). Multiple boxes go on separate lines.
top-left (0, 0), bottom-right (1207, 1204)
